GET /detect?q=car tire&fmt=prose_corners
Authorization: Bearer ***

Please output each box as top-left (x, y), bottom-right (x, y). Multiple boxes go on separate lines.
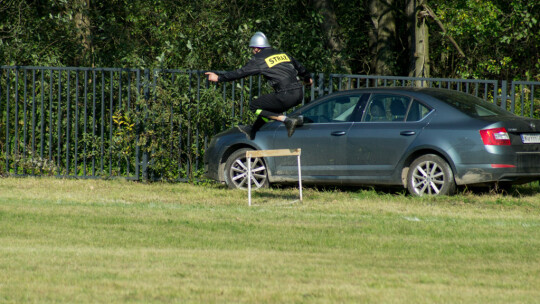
top-left (224, 148), bottom-right (269, 190)
top-left (407, 154), bottom-right (456, 196)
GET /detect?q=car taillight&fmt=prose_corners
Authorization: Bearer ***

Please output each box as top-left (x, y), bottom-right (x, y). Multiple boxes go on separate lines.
top-left (490, 164), bottom-right (516, 168)
top-left (479, 127), bottom-right (511, 145)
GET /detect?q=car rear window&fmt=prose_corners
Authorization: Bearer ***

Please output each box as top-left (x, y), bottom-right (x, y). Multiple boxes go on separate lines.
top-left (430, 90), bottom-right (514, 117)
top-left (406, 100), bottom-right (432, 122)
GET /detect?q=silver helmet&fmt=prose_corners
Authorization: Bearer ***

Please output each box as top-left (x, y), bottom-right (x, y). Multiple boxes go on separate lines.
top-left (249, 32), bottom-right (271, 48)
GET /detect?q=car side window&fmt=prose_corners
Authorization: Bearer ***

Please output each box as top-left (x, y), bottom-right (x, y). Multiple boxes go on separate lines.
top-left (302, 95), bottom-right (363, 123)
top-left (363, 94), bottom-right (412, 122)
top-left (406, 100), bottom-right (432, 122)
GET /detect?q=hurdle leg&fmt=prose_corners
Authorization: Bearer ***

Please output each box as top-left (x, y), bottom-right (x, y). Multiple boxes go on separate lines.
top-left (246, 149), bottom-right (302, 206)
top-left (247, 155), bottom-right (252, 206)
top-left (297, 154), bottom-right (302, 201)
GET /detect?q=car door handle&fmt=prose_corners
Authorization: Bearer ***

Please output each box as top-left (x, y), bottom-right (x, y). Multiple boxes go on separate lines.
top-left (331, 131), bottom-right (347, 136)
top-left (400, 131), bottom-right (416, 136)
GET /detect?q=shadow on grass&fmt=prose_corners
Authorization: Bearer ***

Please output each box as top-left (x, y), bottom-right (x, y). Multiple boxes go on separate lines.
top-left (275, 181), bottom-right (540, 197)
top-left (274, 183), bottom-right (408, 196)
top-left (249, 190), bottom-right (302, 206)
top-left (461, 181), bottom-right (540, 197)
top-left (208, 179), bottom-right (540, 198)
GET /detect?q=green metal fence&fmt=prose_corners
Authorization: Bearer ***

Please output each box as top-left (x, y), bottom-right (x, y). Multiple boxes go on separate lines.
top-left (1, 65), bottom-right (539, 180)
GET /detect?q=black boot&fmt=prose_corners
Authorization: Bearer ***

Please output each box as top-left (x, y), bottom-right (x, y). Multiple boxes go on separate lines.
top-left (237, 125), bottom-right (254, 140)
top-left (249, 116), bottom-right (266, 140)
top-left (284, 117), bottom-right (300, 137)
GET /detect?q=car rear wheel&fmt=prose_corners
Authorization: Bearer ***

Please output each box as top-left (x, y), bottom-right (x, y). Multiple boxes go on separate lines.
top-left (224, 148), bottom-right (269, 190)
top-left (407, 154), bottom-right (456, 196)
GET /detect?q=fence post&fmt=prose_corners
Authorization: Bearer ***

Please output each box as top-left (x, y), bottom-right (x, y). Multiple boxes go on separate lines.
top-left (309, 72), bottom-right (315, 102)
top-left (318, 73), bottom-right (325, 98)
top-left (4, 69), bottom-right (11, 174)
top-left (509, 81), bottom-right (516, 113)
top-left (501, 80), bottom-right (508, 110)
top-left (133, 69), bottom-right (141, 180)
top-left (501, 82), bottom-right (508, 110)
top-left (141, 68), bottom-right (150, 181)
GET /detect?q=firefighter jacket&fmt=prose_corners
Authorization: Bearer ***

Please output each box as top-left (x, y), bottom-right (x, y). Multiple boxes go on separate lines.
top-left (218, 48), bottom-right (311, 92)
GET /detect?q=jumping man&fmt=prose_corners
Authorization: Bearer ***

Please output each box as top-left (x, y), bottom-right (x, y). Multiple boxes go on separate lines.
top-left (206, 32), bottom-right (313, 139)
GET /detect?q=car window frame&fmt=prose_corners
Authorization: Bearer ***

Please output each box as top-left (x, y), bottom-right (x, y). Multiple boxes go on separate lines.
top-left (298, 93), bottom-right (369, 124)
top-left (353, 93), bottom-right (435, 123)
top-left (405, 99), bottom-right (434, 122)
top-left (359, 93), bottom-right (413, 122)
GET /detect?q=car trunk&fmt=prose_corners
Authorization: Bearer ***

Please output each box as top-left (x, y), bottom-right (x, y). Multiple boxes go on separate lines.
top-left (491, 117), bottom-right (540, 173)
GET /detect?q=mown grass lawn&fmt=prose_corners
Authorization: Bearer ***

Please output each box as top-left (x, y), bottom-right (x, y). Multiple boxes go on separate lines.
top-left (1, 178), bottom-right (539, 303)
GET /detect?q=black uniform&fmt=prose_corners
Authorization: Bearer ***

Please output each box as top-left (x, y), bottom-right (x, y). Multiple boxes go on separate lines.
top-left (218, 48), bottom-right (311, 125)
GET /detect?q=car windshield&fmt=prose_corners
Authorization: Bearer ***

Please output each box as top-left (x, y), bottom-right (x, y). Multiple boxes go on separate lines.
top-left (429, 90), bottom-right (514, 118)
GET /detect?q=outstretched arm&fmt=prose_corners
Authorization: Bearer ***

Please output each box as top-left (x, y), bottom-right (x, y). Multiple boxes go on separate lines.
top-left (205, 57), bottom-right (260, 83)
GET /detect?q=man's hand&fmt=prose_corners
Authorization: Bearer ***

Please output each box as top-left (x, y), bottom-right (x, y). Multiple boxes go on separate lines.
top-left (205, 72), bottom-right (219, 83)
top-left (304, 78), bottom-right (313, 86)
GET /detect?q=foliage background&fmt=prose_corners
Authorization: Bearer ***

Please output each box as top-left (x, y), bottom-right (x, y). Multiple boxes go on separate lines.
top-left (1, 0), bottom-right (538, 80)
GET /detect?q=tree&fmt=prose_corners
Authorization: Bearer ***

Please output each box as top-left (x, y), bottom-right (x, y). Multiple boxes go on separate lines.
top-left (430, 0), bottom-right (539, 80)
top-left (313, 0), bottom-right (351, 73)
top-left (407, 0), bottom-right (430, 78)
top-left (369, 0), bottom-right (398, 75)
top-left (70, 0), bottom-right (93, 66)
top-left (0, 0), bottom-right (537, 80)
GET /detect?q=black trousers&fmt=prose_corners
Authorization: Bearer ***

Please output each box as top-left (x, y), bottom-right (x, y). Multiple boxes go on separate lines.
top-left (249, 88), bottom-right (303, 118)
top-left (248, 87), bottom-right (303, 134)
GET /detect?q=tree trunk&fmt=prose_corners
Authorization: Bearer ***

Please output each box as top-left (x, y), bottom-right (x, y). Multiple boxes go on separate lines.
top-left (313, 0), bottom-right (351, 73)
top-left (369, 0), bottom-right (397, 75)
top-left (71, 0), bottom-right (94, 67)
top-left (407, 0), bottom-right (429, 82)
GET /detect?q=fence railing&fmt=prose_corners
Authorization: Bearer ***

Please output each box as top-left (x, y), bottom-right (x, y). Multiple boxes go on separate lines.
top-left (508, 81), bottom-right (539, 117)
top-left (325, 74), bottom-right (499, 101)
top-left (1, 65), bottom-right (539, 181)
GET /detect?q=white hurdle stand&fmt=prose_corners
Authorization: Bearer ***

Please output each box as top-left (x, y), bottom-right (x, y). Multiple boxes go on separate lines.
top-left (246, 148), bottom-right (302, 206)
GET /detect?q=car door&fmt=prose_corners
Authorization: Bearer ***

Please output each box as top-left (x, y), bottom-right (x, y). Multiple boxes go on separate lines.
top-left (346, 94), bottom-right (433, 177)
top-left (271, 94), bottom-right (366, 178)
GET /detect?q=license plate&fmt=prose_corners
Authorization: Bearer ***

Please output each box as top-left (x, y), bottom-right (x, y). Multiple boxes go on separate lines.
top-left (521, 133), bottom-right (540, 143)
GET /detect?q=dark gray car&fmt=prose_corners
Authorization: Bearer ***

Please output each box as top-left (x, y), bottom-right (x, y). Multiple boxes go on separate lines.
top-left (204, 87), bottom-right (540, 196)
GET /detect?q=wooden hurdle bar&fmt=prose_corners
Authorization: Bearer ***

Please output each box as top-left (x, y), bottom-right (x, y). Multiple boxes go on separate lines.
top-left (246, 148), bottom-right (302, 206)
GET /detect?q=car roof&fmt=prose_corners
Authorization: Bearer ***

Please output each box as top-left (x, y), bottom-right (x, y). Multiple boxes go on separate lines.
top-left (317, 87), bottom-right (485, 106)
top-left (325, 87), bottom-right (464, 97)
top-left (313, 87), bottom-right (515, 119)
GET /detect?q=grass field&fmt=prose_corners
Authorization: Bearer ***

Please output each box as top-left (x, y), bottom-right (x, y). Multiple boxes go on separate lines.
top-left (1, 178), bottom-right (539, 303)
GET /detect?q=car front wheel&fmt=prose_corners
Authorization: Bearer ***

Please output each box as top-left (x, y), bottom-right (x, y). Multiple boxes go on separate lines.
top-left (407, 154), bottom-right (456, 196)
top-left (224, 148), bottom-right (269, 190)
